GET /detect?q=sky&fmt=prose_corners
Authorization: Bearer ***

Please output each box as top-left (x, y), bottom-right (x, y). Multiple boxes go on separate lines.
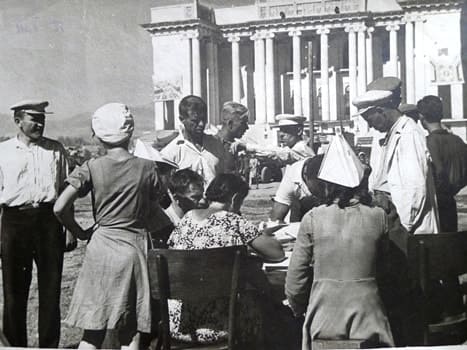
top-left (0, 0), bottom-right (156, 138)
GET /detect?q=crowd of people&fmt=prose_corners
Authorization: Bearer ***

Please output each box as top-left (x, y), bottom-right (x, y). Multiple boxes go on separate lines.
top-left (0, 75), bottom-right (466, 349)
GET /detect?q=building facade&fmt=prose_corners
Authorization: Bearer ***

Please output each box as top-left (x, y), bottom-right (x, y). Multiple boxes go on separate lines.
top-left (143, 0), bottom-right (465, 140)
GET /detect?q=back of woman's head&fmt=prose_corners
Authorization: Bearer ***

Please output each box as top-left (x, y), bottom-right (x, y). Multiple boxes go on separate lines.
top-left (302, 154), bottom-right (324, 181)
top-left (205, 173), bottom-right (249, 203)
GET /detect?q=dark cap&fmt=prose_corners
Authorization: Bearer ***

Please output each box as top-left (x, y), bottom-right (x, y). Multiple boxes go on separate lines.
top-left (367, 77), bottom-right (402, 93)
top-left (10, 100), bottom-right (53, 115)
top-left (399, 103), bottom-right (418, 114)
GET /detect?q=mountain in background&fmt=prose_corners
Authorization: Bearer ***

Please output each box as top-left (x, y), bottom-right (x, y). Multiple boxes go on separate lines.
top-left (0, 0), bottom-right (155, 138)
top-left (0, 103), bottom-right (155, 140)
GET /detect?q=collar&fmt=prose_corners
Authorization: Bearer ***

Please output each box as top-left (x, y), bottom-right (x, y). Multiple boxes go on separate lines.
top-left (13, 135), bottom-right (44, 149)
top-left (175, 133), bottom-right (205, 153)
top-left (380, 116), bottom-right (409, 146)
top-left (430, 128), bottom-right (450, 135)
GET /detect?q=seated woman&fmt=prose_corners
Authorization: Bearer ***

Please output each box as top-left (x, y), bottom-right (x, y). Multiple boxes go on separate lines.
top-left (167, 173), bottom-right (284, 345)
top-left (285, 135), bottom-right (394, 349)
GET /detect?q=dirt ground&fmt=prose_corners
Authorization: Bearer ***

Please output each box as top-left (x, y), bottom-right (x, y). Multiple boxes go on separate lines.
top-left (0, 182), bottom-right (278, 348)
top-left (2, 183), bottom-right (467, 347)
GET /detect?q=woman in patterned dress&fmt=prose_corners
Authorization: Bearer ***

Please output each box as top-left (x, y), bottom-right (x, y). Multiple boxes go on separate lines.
top-left (167, 173), bottom-right (284, 346)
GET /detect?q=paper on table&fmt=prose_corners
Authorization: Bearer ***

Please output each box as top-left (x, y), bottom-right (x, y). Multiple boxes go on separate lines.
top-left (273, 222), bottom-right (300, 242)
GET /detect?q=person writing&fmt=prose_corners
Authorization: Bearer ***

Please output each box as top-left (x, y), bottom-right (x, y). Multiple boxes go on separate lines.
top-left (54, 103), bottom-right (160, 349)
top-left (167, 173), bottom-right (284, 346)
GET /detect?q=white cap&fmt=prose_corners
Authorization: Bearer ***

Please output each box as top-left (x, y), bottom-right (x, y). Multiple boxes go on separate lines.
top-left (271, 114), bottom-right (306, 128)
top-left (318, 133), bottom-right (365, 188)
top-left (352, 90), bottom-right (393, 117)
top-left (133, 139), bottom-right (178, 168)
top-left (92, 103), bottom-right (134, 145)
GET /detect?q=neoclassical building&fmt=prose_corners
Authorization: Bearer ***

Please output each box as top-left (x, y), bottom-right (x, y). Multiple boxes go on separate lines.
top-left (142, 0), bottom-right (465, 140)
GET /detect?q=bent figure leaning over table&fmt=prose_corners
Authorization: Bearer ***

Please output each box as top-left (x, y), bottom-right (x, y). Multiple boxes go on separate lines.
top-left (54, 103), bottom-right (161, 349)
top-left (285, 135), bottom-right (394, 349)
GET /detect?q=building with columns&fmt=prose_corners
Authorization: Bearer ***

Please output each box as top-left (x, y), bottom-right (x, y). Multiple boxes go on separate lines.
top-left (142, 0), bottom-right (465, 140)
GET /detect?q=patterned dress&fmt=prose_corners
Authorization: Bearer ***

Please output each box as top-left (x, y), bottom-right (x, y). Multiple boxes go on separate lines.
top-left (167, 210), bottom-right (262, 344)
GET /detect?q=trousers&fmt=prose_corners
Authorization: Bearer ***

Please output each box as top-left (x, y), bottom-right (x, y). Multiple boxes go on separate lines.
top-left (1, 206), bottom-right (64, 347)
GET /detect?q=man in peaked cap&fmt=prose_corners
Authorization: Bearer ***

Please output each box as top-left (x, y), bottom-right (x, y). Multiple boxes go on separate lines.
top-left (0, 100), bottom-right (71, 347)
top-left (353, 82), bottom-right (439, 236)
top-left (272, 114), bottom-right (315, 163)
top-left (354, 82), bottom-right (441, 346)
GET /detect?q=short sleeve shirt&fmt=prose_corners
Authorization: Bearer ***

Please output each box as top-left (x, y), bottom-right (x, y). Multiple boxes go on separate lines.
top-left (274, 159), bottom-right (311, 206)
top-left (67, 156), bottom-right (160, 229)
top-left (161, 134), bottom-right (225, 186)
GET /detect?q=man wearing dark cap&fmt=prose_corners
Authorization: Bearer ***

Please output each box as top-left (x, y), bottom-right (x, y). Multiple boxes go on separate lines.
top-left (0, 100), bottom-right (70, 346)
top-left (354, 78), bottom-right (439, 235)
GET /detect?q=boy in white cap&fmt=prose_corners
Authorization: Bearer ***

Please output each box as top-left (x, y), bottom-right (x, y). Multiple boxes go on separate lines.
top-left (353, 78), bottom-right (439, 236)
top-left (0, 100), bottom-right (70, 347)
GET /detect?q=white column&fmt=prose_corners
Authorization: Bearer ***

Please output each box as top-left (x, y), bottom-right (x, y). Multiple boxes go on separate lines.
top-left (191, 31), bottom-right (202, 97)
top-left (414, 16), bottom-right (426, 101)
top-left (206, 38), bottom-right (219, 125)
top-left (451, 83), bottom-right (464, 120)
top-left (405, 17), bottom-right (415, 103)
top-left (252, 32), bottom-right (266, 124)
top-left (345, 24), bottom-right (358, 117)
top-left (386, 23), bottom-right (400, 77)
top-left (265, 31), bottom-right (276, 123)
top-left (366, 27), bottom-right (374, 84)
top-left (228, 34), bottom-right (241, 102)
top-left (357, 24), bottom-right (367, 94)
top-left (317, 26), bottom-right (330, 121)
top-left (289, 29), bottom-right (302, 115)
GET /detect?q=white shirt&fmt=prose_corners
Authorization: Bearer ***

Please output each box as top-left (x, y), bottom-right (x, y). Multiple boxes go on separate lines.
top-left (373, 116), bottom-right (439, 234)
top-left (0, 136), bottom-right (68, 207)
top-left (246, 140), bottom-right (315, 166)
top-left (274, 159), bottom-right (311, 206)
top-left (161, 134), bottom-right (225, 186)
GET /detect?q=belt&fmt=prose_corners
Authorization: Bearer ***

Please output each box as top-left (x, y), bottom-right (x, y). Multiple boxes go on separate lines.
top-left (3, 202), bottom-right (54, 211)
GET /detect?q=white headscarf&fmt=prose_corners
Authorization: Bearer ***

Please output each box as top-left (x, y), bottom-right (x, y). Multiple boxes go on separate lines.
top-left (92, 103), bottom-right (134, 145)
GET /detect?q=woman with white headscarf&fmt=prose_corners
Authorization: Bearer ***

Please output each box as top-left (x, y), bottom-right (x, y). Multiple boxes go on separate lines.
top-left (54, 103), bottom-right (160, 349)
top-left (285, 134), bottom-right (394, 349)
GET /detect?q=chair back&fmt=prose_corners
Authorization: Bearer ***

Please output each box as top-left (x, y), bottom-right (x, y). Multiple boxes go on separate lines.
top-left (408, 232), bottom-right (467, 288)
top-left (148, 246), bottom-right (246, 350)
top-left (407, 232), bottom-right (467, 345)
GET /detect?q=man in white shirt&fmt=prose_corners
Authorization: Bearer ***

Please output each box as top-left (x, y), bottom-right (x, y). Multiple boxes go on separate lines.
top-left (353, 79), bottom-right (439, 236)
top-left (270, 155), bottom-right (324, 222)
top-left (161, 95), bottom-right (225, 186)
top-left (0, 100), bottom-right (69, 347)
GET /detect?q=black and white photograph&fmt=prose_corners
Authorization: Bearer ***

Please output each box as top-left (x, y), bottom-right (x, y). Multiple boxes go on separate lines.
top-left (0, 0), bottom-right (466, 349)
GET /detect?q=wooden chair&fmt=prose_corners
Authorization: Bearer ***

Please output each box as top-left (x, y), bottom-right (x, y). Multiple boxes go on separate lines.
top-left (148, 246), bottom-right (246, 350)
top-left (407, 232), bottom-right (467, 345)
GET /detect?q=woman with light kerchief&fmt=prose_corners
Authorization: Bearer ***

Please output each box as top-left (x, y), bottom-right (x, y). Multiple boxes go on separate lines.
top-left (54, 103), bottom-right (160, 349)
top-left (285, 134), bottom-right (394, 349)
